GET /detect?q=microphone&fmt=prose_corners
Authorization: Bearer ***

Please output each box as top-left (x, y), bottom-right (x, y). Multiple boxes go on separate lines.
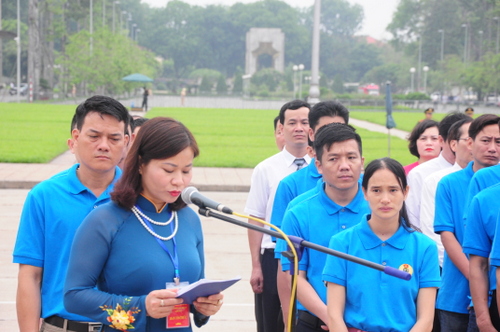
top-left (181, 187), bottom-right (233, 214)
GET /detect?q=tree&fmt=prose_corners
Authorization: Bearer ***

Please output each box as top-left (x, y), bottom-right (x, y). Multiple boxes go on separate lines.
top-left (216, 74), bottom-right (227, 94)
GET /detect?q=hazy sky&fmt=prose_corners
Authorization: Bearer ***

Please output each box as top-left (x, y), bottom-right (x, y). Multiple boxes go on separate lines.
top-left (141, 0), bottom-right (399, 40)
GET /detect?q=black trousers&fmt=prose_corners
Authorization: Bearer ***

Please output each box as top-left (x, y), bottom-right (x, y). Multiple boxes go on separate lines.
top-left (254, 248), bottom-right (284, 332)
top-left (296, 310), bottom-right (326, 332)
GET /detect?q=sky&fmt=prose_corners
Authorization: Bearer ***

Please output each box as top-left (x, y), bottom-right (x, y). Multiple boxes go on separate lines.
top-left (141, 0), bottom-right (400, 40)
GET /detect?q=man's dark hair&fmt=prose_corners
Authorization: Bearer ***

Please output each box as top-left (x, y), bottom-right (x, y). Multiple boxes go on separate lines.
top-left (407, 120), bottom-right (439, 158)
top-left (74, 95), bottom-right (131, 135)
top-left (273, 115), bottom-right (280, 130)
top-left (309, 101), bottom-right (349, 130)
top-left (314, 123), bottom-right (362, 161)
top-left (439, 111), bottom-right (469, 142)
top-left (468, 114), bottom-right (500, 140)
top-left (448, 117), bottom-right (473, 142)
top-left (132, 117), bottom-right (149, 132)
top-left (278, 99), bottom-right (311, 125)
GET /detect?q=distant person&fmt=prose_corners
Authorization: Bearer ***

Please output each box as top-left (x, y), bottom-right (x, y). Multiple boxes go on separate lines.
top-left (403, 120), bottom-right (441, 174)
top-left (245, 100), bottom-right (311, 332)
top-left (419, 107), bottom-right (434, 122)
top-left (71, 84), bottom-right (76, 99)
top-left (274, 115), bottom-right (285, 151)
top-left (181, 87), bottom-right (187, 106)
top-left (142, 86), bottom-right (149, 112)
top-left (64, 117), bottom-right (223, 331)
top-left (323, 158), bottom-right (440, 332)
top-left (13, 95), bottom-right (130, 332)
top-left (465, 107), bottom-right (474, 117)
top-left (132, 117), bottom-right (149, 142)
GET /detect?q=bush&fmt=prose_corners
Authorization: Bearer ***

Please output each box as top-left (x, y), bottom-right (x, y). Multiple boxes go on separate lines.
top-left (251, 68), bottom-right (283, 92)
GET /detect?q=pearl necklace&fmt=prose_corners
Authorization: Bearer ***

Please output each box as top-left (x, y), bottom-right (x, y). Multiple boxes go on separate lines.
top-left (132, 206), bottom-right (178, 241)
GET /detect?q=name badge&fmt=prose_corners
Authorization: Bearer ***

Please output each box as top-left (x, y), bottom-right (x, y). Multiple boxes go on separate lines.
top-left (167, 304), bottom-right (190, 329)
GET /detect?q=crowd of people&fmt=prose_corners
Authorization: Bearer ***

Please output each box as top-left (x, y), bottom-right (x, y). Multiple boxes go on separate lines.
top-left (10, 95), bottom-right (500, 332)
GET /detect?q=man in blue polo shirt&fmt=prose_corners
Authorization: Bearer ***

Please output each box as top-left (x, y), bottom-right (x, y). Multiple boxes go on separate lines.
top-left (271, 101), bottom-right (349, 327)
top-left (13, 96), bottom-right (130, 332)
top-left (434, 114), bottom-right (500, 331)
top-left (463, 180), bottom-right (500, 331)
top-left (276, 123), bottom-right (370, 331)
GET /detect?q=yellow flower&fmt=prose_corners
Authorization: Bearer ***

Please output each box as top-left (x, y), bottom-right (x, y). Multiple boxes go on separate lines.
top-left (108, 308), bottom-right (132, 330)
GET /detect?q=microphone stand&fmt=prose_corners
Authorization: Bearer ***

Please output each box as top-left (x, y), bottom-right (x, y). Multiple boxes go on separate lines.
top-left (197, 207), bottom-right (411, 331)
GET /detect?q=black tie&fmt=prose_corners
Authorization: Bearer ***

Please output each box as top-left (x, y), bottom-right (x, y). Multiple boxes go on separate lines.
top-left (293, 158), bottom-right (306, 171)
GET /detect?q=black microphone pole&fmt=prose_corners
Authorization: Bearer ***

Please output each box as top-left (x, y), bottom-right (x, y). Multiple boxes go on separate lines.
top-left (197, 207), bottom-right (412, 281)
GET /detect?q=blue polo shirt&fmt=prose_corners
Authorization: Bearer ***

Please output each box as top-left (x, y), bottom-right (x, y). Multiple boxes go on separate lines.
top-left (463, 183), bottom-right (500, 292)
top-left (271, 159), bottom-right (322, 230)
top-left (488, 211), bottom-right (500, 268)
top-left (13, 163), bottom-right (122, 321)
top-left (433, 161), bottom-right (475, 314)
top-left (276, 182), bottom-right (370, 313)
top-left (465, 164), bottom-right (500, 217)
top-left (323, 215), bottom-right (440, 332)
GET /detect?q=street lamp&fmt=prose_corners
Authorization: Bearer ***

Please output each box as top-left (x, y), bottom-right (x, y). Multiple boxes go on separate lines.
top-left (16, 0), bottom-right (21, 103)
top-left (438, 29), bottom-right (444, 62)
top-left (292, 65), bottom-right (298, 99)
top-left (102, 0), bottom-right (106, 28)
top-left (462, 23), bottom-right (468, 65)
top-left (410, 67), bottom-right (416, 93)
top-left (136, 28), bottom-right (140, 43)
top-left (298, 64), bottom-right (304, 100)
top-left (423, 66), bottom-right (429, 94)
top-left (478, 30), bottom-right (483, 60)
top-left (112, 1), bottom-right (119, 33)
top-left (132, 23), bottom-right (137, 40)
top-left (495, 17), bottom-right (500, 54)
top-left (308, 0), bottom-right (321, 104)
top-left (90, 0), bottom-right (93, 54)
top-left (121, 11), bottom-right (127, 33)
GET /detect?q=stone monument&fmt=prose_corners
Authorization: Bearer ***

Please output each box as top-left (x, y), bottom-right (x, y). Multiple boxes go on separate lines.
top-left (245, 28), bottom-right (284, 76)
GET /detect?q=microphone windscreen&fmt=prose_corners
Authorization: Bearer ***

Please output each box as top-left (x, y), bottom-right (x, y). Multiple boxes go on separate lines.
top-left (181, 186), bottom-right (198, 205)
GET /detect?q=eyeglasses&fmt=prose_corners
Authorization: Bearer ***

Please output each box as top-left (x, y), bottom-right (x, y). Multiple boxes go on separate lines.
top-left (457, 137), bottom-right (469, 141)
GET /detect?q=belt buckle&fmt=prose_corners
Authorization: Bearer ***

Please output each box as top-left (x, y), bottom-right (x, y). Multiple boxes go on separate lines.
top-left (87, 322), bottom-right (102, 332)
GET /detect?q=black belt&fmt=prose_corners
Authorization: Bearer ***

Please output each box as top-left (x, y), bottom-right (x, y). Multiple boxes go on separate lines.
top-left (298, 310), bottom-right (325, 329)
top-left (45, 316), bottom-right (102, 332)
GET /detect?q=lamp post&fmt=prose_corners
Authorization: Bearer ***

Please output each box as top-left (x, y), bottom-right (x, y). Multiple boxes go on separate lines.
top-left (112, 1), bottom-right (119, 33)
top-left (410, 67), bottom-right (416, 93)
top-left (132, 23), bottom-right (137, 40)
top-left (438, 29), bottom-right (444, 62)
top-left (292, 65), bottom-right (298, 99)
top-left (136, 28), bottom-right (140, 43)
top-left (462, 23), bottom-right (468, 65)
top-left (478, 30), bottom-right (483, 60)
top-left (423, 66), bottom-right (429, 94)
top-left (16, 0), bottom-right (21, 103)
top-left (90, 0), bottom-right (93, 54)
top-left (417, 36), bottom-right (422, 91)
top-left (308, 0), bottom-right (321, 104)
top-left (127, 13), bottom-right (132, 37)
top-left (102, 0), bottom-right (105, 28)
top-left (495, 17), bottom-right (500, 54)
top-left (121, 11), bottom-right (127, 33)
top-left (298, 64), bottom-right (304, 100)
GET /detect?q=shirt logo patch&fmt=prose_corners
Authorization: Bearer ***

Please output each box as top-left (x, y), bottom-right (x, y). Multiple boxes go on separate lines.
top-left (399, 263), bottom-right (413, 275)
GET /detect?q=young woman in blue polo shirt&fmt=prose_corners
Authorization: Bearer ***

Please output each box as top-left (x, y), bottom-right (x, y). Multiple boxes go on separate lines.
top-left (323, 158), bottom-right (440, 332)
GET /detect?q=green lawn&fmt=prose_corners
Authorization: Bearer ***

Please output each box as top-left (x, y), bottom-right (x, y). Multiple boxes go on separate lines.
top-left (0, 103), bottom-right (75, 163)
top-left (0, 103), bottom-right (417, 167)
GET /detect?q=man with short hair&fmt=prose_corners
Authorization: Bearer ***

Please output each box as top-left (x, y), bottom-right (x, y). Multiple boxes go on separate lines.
top-left (461, 117), bottom-right (500, 332)
top-left (434, 114), bottom-right (500, 331)
top-left (13, 95), bottom-right (130, 332)
top-left (270, 101), bottom-right (349, 328)
top-left (276, 123), bottom-right (370, 331)
top-left (245, 100), bottom-right (311, 332)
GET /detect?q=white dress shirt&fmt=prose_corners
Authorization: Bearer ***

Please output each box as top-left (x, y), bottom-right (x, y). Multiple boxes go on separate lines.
top-left (420, 163), bottom-right (462, 266)
top-left (406, 153), bottom-right (453, 228)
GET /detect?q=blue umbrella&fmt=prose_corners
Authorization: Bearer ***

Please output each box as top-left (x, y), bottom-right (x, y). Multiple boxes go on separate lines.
top-left (122, 73), bottom-right (153, 83)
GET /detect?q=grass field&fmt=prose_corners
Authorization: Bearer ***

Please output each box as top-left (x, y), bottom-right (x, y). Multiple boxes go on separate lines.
top-left (0, 103), bottom-right (417, 167)
top-left (349, 111), bottom-right (448, 133)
